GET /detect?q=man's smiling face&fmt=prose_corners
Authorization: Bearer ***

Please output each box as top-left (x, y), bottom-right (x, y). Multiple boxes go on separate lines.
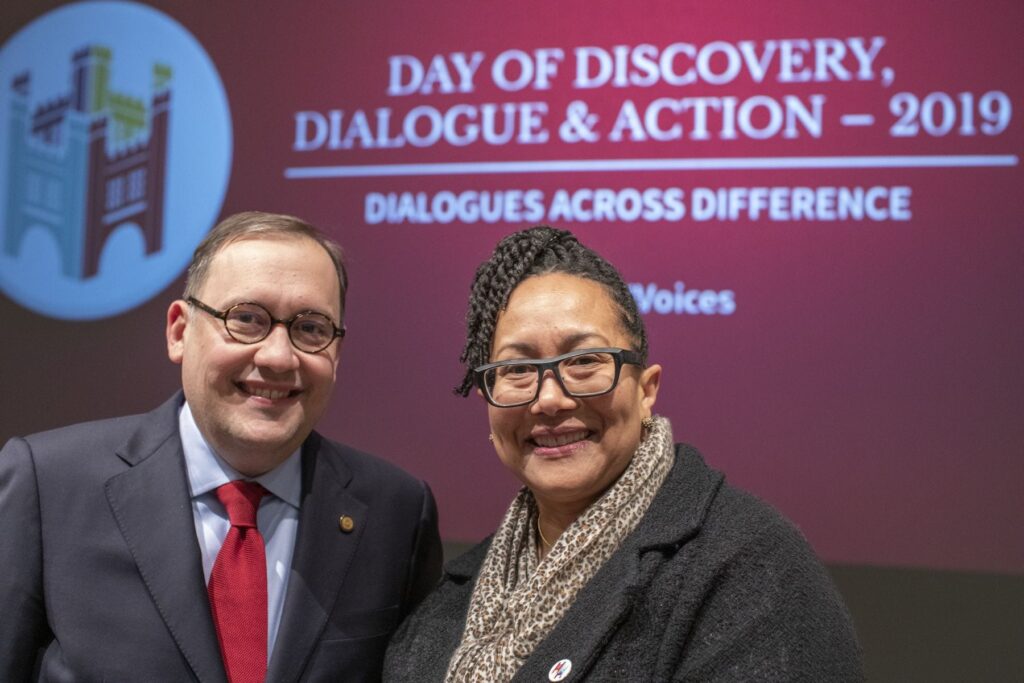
top-left (166, 234), bottom-right (342, 475)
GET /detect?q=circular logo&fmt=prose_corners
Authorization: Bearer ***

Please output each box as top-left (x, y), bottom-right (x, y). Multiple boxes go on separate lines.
top-left (0, 1), bottom-right (231, 319)
top-left (548, 658), bottom-right (572, 681)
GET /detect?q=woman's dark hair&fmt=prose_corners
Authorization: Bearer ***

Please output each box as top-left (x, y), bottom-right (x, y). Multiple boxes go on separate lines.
top-left (455, 225), bottom-right (648, 396)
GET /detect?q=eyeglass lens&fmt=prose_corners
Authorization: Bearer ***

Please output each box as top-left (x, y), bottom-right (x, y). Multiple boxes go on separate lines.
top-left (224, 303), bottom-right (335, 352)
top-left (484, 351), bottom-right (618, 406)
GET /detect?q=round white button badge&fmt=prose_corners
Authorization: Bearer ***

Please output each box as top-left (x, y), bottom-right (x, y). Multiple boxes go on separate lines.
top-left (548, 658), bottom-right (572, 681)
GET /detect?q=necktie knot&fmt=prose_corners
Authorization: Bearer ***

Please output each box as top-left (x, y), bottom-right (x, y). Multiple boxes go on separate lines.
top-left (215, 480), bottom-right (267, 529)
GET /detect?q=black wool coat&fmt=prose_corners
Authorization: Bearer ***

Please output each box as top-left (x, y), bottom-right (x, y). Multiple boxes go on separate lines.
top-left (384, 445), bottom-right (863, 682)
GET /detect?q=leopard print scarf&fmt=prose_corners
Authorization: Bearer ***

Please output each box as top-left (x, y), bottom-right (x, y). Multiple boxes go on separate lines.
top-left (445, 416), bottom-right (675, 683)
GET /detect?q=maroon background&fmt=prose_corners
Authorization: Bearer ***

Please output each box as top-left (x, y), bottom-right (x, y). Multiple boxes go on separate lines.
top-left (2, 0), bottom-right (1021, 574)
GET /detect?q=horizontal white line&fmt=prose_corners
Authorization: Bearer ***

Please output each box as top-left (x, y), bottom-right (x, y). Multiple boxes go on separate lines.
top-left (284, 155), bottom-right (1019, 179)
top-left (840, 114), bottom-right (875, 126)
top-left (103, 200), bottom-right (147, 225)
top-left (24, 203), bottom-right (62, 224)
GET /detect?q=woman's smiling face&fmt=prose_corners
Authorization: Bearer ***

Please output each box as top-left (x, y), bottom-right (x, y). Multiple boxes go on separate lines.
top-left (485, 272), bottom-right (661, 516)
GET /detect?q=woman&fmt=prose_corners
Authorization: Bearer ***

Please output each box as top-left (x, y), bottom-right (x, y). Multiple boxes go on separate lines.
top-left (385, 226), bottom-right (862, 681)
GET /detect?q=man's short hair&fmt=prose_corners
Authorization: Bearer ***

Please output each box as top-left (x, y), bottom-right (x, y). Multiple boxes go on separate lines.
top-left (183, 211), bottom-right (348, 320)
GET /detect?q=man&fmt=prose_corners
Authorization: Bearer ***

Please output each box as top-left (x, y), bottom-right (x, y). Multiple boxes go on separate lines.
top-left (0, 212), bottom-right (442, 682)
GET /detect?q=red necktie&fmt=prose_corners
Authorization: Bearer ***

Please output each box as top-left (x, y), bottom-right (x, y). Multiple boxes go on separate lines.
top-left (208, 481), bottom-right (269, 683)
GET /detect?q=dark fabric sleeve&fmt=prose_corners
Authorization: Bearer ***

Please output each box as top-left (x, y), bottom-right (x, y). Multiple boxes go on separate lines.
top-left (402, 480), bottom-right (443, 615)
top-left (384, 540), bottom-right (486, 682)
top-left (672, 501), bottom-right (864, 682)
top-left (0, 438), bottom-right (52, 681)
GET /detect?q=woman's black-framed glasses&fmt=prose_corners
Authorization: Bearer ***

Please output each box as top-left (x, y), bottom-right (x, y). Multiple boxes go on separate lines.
top-left (187, 297), bottom-right (345, 354)
top-left (474, 347), bottom-right (643, 408)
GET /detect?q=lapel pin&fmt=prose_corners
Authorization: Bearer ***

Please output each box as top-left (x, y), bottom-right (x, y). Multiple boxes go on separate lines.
top-left (548, 658), bottom-right (572, 681)
top-left (338, 515), bottom-right (355, 533)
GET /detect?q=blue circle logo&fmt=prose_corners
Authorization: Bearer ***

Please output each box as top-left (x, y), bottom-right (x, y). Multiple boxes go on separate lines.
top-left (0, 1), bottom-right (232, 319)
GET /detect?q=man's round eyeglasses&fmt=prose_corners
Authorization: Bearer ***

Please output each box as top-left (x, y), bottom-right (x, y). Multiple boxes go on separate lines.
top-left (188, 297), bottom-right (344, 354)
top-left (473, 347), bottom-right (643, 408)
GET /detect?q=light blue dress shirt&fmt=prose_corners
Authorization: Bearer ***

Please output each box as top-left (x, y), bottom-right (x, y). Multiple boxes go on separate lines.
top-left (178, 402), bottom-right (301, 662)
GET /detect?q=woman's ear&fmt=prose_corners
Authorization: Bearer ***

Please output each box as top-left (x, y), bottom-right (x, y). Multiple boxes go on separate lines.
top-left (638, 363), bottom-right (662, 415)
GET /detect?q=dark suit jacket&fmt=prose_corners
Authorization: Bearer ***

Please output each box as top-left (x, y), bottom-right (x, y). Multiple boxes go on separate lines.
top-left (384, 445), bottom-right (863, 682)
top-left (0, 393), bottom-right (442, 682)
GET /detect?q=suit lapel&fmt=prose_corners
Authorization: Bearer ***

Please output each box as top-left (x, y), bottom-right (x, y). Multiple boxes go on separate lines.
top-left (104, 394), bottom-right (227, 683)
top-left (266, 433), bottom-right (367, 683)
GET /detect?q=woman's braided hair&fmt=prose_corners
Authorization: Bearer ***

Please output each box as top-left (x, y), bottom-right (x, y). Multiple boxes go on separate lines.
top-left (455, 225), bottom-right (648, 396)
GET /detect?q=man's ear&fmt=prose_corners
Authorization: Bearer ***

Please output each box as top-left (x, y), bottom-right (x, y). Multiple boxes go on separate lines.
top-left (166, 300), bottom-right (189, 364)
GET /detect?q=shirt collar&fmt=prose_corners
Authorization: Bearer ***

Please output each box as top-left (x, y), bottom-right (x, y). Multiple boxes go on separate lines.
top-left (178, 401), bottom-right (302, 509)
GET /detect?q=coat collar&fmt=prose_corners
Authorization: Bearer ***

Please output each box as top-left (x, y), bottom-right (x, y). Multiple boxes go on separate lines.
top-left (105, 393), bottom-right (370, 683)
top-left (266, 432), bottom-right (368, 683)
top-left (442, 445), bottom-right (724, 683)
top-left (513, 444), bottom-right (723, 681)
top-left (634, 444), bottom-right (724, 551)
top-left (105, 392), bottom-right (228, 683)
top-left (447, 445), bottom-right (722, 581)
